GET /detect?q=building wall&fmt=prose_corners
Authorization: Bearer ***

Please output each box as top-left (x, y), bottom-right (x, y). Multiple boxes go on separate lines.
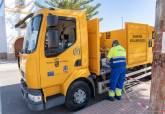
top-left (1, 0), bottom-right (40, 60)
top-left (4, 0), bottom-right (25, 60)
top-left (0, 0), bottom-right (7, 59)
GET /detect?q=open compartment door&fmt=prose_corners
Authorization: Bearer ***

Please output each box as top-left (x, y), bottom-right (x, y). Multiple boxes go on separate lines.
top-left (87, 18), bottom-right (100, 75)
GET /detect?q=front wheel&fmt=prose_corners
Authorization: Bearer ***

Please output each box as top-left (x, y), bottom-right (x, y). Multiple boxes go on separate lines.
top-left (65, 81), bottom-right (91, 111)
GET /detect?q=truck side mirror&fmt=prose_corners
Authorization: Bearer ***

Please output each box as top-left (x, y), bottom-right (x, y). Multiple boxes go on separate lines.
top-left (47, 14), bottom-right (58, 27)
top-left (47, 29), bottom-right (59, 49)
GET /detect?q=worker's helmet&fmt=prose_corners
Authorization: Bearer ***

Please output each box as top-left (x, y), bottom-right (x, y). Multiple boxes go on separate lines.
top-left (112, 40), bottom-right (120, 47)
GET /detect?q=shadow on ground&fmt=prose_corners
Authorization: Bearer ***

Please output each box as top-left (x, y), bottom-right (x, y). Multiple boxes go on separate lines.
top-left (0, 84), bottom-right (105, 114)
top-left (0, 81), bottom-right (151, 114)
top-left (0, 84), bottom-right (72, 114)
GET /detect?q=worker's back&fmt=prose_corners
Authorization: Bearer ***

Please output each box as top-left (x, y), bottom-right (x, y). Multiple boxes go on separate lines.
top-left (107, 45), bottom-right (126, 68)
top-left (110, 45), bottom-right (126, 57)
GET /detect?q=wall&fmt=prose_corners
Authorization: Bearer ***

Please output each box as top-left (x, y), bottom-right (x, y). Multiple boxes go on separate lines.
top-left (0, 0), bottom-right (7, 59)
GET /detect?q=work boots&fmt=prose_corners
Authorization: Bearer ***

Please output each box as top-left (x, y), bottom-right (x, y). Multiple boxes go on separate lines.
top-left (108, 97), bottom-right (115, 101)
top-left (115, 88), bottom-right (122, 100)
top-left (106, 88), bottom-right (122, 101)
top-left (115, 96), bottom-right (121, 100)
top-left (107, 90), bottom-right (115, 101)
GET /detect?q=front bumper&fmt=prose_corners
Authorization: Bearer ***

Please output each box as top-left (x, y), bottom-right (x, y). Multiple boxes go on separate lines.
top-left (20, 79), bottom-right (65, 111)
top-left (20, 80), bottom-right (45, 111)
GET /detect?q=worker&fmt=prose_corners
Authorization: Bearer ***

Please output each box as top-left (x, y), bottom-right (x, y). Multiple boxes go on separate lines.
top-left (106, 40), bottom-right (126, 101)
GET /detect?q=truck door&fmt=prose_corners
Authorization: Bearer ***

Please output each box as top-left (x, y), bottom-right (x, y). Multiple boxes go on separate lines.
top-left (39, 14), bottom-right (81, 88)
top-left (126, 23), bottom-right (149, 67)
top-left (87, 18), bottom-right (100, 75)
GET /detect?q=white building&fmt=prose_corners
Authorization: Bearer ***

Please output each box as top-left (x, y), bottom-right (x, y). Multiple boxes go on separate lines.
top-left (0, 0), bottom-right (7, 59)
top-left (0, 0), bottom-right (41, 60)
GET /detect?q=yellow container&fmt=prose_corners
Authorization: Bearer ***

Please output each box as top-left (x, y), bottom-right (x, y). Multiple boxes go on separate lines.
top-left (101, 22), bottom-right (154, 68)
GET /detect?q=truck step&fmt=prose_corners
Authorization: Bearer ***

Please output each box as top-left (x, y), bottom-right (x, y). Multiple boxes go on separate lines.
top-left (97, 66), bottom-right (151, 94)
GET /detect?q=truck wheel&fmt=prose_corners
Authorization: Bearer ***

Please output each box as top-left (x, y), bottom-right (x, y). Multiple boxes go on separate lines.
top-left (65, 81), bottom-right (91, 111)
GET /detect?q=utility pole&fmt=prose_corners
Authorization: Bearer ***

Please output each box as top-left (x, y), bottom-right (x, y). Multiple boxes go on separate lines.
top-left (0, 0), bottom-right (7, 59)
top-left (121, 17), bottom-right (124, 29)
top-left (150, 0), bottom-right (165, 114)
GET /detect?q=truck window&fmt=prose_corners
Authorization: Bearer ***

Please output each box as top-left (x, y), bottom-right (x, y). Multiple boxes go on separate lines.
top-left (45, 16), bottom-right (76, 57)
top-left (23, 14), bottom-right (42, 53)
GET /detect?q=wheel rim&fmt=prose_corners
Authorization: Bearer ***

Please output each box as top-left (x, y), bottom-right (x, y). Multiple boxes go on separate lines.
top-left (73, 89), bottom-right (87, 104)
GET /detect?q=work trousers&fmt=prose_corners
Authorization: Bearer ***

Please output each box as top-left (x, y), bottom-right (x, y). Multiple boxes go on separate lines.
top-left (109, 67), bottom-right (126, 91)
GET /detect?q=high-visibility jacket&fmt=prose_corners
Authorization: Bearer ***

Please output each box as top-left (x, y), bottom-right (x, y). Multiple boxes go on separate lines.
top-left (107, 45), bottom-right (126, 68)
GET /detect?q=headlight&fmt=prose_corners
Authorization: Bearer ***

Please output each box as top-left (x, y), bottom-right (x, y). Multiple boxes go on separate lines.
top-left (28, 94), bottom-right (42, 102)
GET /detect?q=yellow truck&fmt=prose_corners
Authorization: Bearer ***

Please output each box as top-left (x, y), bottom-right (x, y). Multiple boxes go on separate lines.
top-left (100, 23), bottom-right (154, 68)
top-left (15, 8), bottom-right (153, 111)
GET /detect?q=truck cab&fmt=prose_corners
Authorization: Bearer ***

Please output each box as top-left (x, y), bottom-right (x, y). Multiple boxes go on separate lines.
top-left (17, 8), bottom-right (153, 111)
top-left (18, 8), bottom-right (100, 111)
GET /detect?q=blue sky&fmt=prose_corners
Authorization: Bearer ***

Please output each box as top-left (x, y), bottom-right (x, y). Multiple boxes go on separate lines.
top-left (34, 0), bottom-right (156, 32)
top-left (93, 0), bottom-right (156, 31)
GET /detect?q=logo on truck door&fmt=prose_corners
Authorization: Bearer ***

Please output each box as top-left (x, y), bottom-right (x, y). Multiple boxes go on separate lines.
top-left (54, 58), bottom-right (60, 67)
top-left (73, 48), bottom-right (80, 56)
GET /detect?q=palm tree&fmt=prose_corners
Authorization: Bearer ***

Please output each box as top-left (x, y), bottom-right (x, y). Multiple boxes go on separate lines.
top-left (34, 0), bottom-right (101, 20)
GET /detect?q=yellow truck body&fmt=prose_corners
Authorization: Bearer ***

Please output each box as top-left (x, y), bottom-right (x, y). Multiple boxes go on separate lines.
top-left (17, 9), bottom-right (153, 111)
top-left (101, 23), bottom-right (154, 68)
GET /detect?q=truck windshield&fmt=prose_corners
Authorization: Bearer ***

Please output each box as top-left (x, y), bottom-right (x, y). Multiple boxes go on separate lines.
top-left (22, 14), bottom-right (42, 53)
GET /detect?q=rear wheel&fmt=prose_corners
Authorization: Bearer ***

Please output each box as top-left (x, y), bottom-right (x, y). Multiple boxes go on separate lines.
top-left (65, 81), bottom-right (91, 111)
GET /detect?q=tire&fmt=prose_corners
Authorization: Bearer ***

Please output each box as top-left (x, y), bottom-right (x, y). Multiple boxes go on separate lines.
top-left (65, 81), bottom-right (91, 111)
